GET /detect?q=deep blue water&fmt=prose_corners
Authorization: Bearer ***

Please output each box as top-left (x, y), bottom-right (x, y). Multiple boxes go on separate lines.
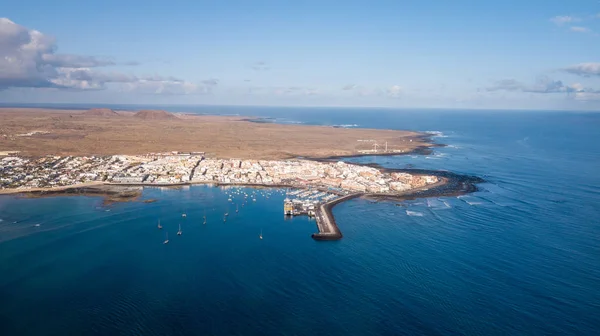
top-left (1, 107), bottom-right (599, 335)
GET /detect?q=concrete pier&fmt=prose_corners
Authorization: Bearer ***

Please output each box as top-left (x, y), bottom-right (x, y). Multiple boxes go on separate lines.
top-left (312, 193), bottom-right (362, 241)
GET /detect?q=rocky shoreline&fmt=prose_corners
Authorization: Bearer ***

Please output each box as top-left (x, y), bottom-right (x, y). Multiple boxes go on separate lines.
top-left (22, 185), bottom-right (143, 204)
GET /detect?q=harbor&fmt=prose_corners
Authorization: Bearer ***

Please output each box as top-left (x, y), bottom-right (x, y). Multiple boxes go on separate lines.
top-left (283, 188), bottom-right (365, 240)
top-left (281, 168), bottom-right (484, 241)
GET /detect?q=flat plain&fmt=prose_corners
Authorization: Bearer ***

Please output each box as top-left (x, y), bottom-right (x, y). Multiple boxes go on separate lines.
top-left (0, 108), bottom-right (432, 159)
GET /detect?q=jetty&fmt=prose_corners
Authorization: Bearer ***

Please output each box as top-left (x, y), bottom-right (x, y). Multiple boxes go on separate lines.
top-left (312, 193), bottom-right (362, 240)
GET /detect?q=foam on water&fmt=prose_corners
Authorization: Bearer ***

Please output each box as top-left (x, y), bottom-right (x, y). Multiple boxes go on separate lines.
top-left (424, 130), bottom-right (448, 138)
top-left (406, 210), bottom-right (424, 217)
top-left (332, 124), bottom-right (359, 128)
top-left (426, 198), bottom-right (449, 209)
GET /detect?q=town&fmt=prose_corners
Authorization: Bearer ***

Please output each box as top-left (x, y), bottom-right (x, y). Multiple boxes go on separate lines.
top-left (0, 152), bottom-right (440, 194)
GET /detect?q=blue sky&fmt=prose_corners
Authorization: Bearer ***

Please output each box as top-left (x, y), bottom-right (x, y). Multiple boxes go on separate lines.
top-left (2, 0), bottom-right (600, 109)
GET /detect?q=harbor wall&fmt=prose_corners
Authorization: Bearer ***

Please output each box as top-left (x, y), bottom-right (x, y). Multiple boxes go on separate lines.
top-left (311, 193), bottom-right (363, 241)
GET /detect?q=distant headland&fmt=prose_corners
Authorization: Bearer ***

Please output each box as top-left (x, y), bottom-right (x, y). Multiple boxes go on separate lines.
top-left (0, 107), bottom-right (434, 159)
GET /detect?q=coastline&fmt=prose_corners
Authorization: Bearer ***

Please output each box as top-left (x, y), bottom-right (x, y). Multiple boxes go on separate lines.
top-left (303, 133), bottom-right (443, 161)
top-left (0, 107), bottom-right (483, 240)
top-left (1, 166), bottom-right (483, 240)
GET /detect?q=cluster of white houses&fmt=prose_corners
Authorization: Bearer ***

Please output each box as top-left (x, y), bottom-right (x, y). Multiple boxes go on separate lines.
top-left (1, 153), bottom-right (439, 193)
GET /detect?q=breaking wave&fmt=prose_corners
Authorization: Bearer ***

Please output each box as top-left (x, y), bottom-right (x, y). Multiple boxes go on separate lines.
top-left (406, 210), bottom-right (424, 217)
top-left (332, 124), bottom-right (359, 128)
top-left (424, 131), bottom-right (448, 138)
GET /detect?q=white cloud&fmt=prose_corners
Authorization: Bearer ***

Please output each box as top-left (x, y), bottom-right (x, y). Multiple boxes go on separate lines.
top-left (569, 83), bottom-right (584, 92)
top-left (249, 86), bottom-right (318, 97)
top-left (493, 78), bottom-right (600, 101)
top-left (550, 15), bottom-right (580, 25)
top-left (387, 85), bottom-right (403, 97)
top-left (342, 84), bottom-right (358, 90)
top-left (569, 26), bottom-right (591, 33)
top-left (563, 63), bottom-right (600, 77)
top-left (573, 92), bottom-right (600, 101)
top-left (124, 79), bottom-right (202, 95)
top-left (0, 17), bottom-right (207, 95)
top-left (486, 77), bottom-right (570, 93)
top-left (0, 18), bottom-right (58, 88)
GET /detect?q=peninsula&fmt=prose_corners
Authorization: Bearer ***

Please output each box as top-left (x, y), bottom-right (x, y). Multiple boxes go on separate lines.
top-left (0, 107), bottom-right (482, 240)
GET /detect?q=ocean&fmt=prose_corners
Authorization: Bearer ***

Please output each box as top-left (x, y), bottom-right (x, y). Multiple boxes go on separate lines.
top-left (1, 106), bottom-right (599, 335)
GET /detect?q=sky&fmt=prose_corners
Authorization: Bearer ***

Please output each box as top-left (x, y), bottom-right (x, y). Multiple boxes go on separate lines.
top-left (1, 0), bottom-right (600, 110)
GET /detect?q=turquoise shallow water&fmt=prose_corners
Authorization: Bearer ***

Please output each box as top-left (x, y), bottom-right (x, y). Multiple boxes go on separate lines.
top-left (1, 108), bottom-right (599, 335)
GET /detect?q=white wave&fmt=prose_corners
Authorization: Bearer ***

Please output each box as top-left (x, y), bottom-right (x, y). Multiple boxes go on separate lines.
top-left (457, 196), bottom-right (484, 206)
top-left (427, 198), bottom-right (451, 209)
top-left (278, 119), bottom-right (304, 124)
top-left (424, 131), bottom-right (448, 138)
top-left (332, 124), bottom-right (359, 128)
top-left (406, 210), bottom-right (424, 217)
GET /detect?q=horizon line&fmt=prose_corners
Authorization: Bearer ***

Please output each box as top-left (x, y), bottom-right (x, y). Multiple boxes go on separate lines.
top-left (0, 102), bottom-right (598, 113)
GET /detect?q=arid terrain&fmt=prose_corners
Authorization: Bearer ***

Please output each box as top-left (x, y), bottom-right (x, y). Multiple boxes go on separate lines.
top-left (0, 108), bottom-right (433, 159)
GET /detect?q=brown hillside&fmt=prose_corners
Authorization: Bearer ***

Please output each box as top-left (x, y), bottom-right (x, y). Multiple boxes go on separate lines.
top-left (84, 108), bottom-right (120, 117)
top-left (133, 110), bottom-right (177, 120)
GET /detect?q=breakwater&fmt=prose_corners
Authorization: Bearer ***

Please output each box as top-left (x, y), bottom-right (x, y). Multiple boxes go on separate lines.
top-left (310, 169), bottom-right (483, 241)
top-left (312, 193), bottom-right (363, 240)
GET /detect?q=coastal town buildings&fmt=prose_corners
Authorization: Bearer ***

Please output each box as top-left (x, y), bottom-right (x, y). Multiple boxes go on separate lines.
top-left (0, 154), bottom-right (440, 194)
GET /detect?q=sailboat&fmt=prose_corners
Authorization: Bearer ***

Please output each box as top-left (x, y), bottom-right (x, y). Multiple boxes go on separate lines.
top-left (163, 232), bottom-right (169, 244)
top-left (177, 223), bottom-right (182, 236)
top-left (158, 220), bottom-right (162, 229)
top-left (259, 229), bottom-right (263, 240)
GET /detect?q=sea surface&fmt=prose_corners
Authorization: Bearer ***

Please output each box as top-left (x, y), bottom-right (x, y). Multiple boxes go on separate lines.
top-left (1, 106), bottom-right (599, 335)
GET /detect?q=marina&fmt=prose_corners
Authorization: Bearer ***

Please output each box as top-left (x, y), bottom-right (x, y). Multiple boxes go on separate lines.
top-left (282, 188), bottom-right (361, 240)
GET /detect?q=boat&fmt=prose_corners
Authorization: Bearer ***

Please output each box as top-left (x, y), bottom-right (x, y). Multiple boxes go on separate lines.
top-left (177, 223), bottom-right (182, 235)
top-left (228, 198), bottom-right (232, 202)
top-left (223, 216), bottom-right (227, 222)
top-left (182, 213), bottom-right (187, 218)
top-left (259, 229), bottom-right (263, 240)
top-left (224, 212), bottom-right (229, 216)
top-left (158, 220), bottom-right (163, 229)
top-left (236, 205), bottom-right (239, 213)
top-left (163, 232), bottom-right (169, 244)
